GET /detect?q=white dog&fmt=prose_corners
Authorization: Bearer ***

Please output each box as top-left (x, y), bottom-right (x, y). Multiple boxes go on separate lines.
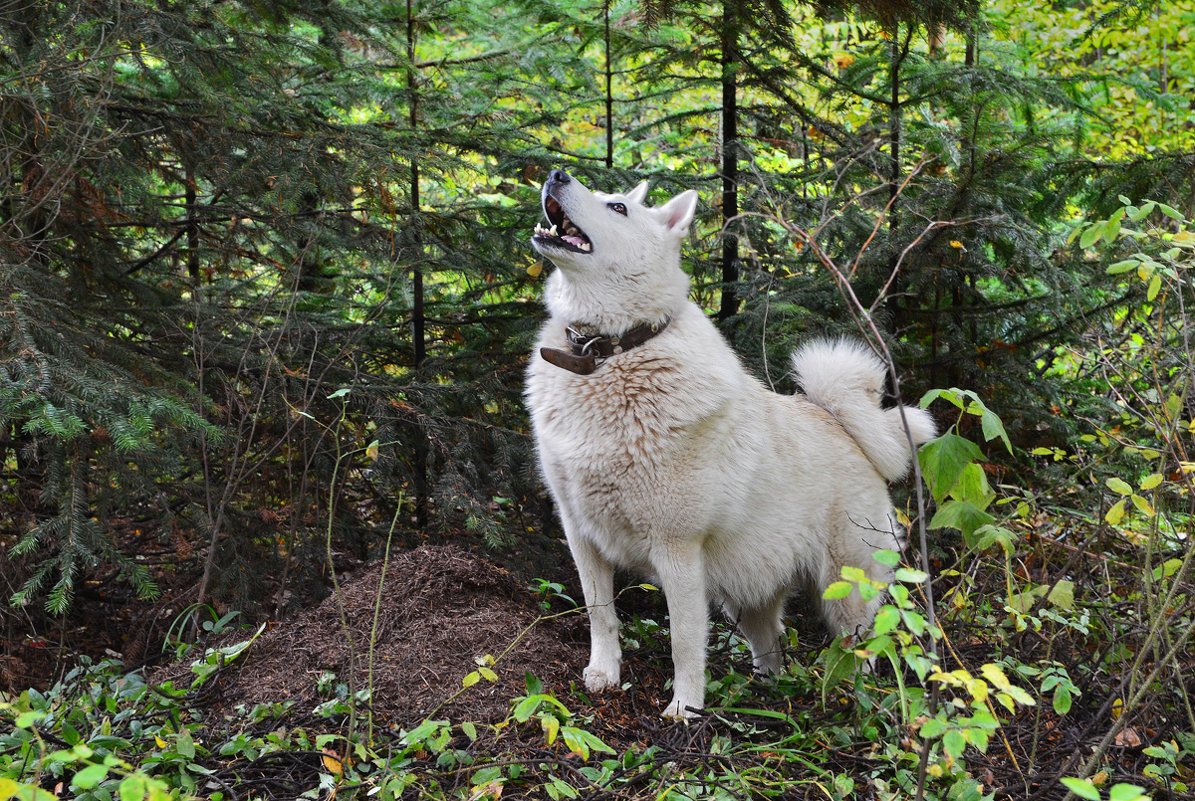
top-left (524, 170), bottom-right (936, 719)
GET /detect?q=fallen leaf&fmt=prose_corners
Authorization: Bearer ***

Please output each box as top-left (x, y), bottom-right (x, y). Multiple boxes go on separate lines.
top-left (1114, 727), bottom-right (1142, 747)
top-left (322, 747), bottom-right (343, 775)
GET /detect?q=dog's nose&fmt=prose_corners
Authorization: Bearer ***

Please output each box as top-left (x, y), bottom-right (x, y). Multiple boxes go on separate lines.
top-left (547, 169), bottom-right (571, 185)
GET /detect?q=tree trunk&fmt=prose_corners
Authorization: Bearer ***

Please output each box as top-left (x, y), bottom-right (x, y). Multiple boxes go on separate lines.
top-left (408, 0), bottom-right (429, 530)
top-left (604, 0), bottom-right (614, 169)
top-left (718, 3), bottom-right (740, 323)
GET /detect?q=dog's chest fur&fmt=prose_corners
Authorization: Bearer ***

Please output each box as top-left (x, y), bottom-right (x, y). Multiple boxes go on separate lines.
top-left (525, 311), bottom-right (744, 559)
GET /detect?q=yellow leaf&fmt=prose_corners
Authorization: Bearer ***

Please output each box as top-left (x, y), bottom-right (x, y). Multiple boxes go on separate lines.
top-left (1091, 770), bottom-right (1109, 786)
top-left (1130, 494), bottom-right (1154, 516)
top-left (1139, 473), bottom-right (1164, 490)
top-left (1111, 697), bottom-right (1123, 720)
top-left (970, 679), bottom-right (989, 704)
top-left (1105, 499), bottom-right (1125, 526)
top-left (154, 734), bottom-right (167, 749)
top-left (469, 781), bottom-right (504, 800)
top-left (949, 240), bottom-right (964, 249)
top-left (833, 53), bottom-right (856, 69)
top-left (542, 715), bottom-right (559, 745)
top-left (527, 260), bottom-right (543, 278)
top-left (365, 442), bottom-right (379, 461)
top-left (462, 671), bottom-right (480, 688)
top-left (322, 748), bottom-right (343, 775)
top-left (980, 663), bottom-right (1012, 691)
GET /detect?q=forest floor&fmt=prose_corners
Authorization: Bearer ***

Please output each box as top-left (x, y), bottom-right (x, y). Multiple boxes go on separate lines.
top-left (2, 533), bottom-right (1191, 800)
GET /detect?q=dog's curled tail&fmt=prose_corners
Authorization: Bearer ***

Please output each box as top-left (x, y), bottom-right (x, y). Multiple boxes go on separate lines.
top-left (791, 339), bottom-right (937, 482)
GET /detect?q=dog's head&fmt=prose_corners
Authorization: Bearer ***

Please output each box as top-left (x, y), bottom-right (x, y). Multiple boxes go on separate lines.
top-left (532, 169), bottom-right (698, 330)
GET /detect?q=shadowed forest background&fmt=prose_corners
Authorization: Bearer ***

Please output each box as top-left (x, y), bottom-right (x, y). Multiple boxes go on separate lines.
top-left (1, 1), bottom-right (1193, 799)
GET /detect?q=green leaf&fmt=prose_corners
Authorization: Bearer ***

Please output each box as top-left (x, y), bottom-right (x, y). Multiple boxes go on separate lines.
top-left (561, 726), bottom-right (613, 760)
top-left (1079, 222), bottom-right (1104, 249)
top-left (894, 567), bottom-right (929, 584)
top-left (1053, 685), bottom-right (1073, 715)
top-left (1108, 784), bottom-right (1149, 801)
top-left (920, 387), bottom-right (964, 410)
top-left (873, 605), bottom-right (900, 636)
top-left (819, 640), bottom-right (861, 706)
top-left (929, 500), bottom-right (995, 538)
top-left (1151, 558), bottom-right (1183, 581)
top-left (1146, 273), bottom-right (1162, 301)
top-left (822, 581), bottom-right (854, 600)
top-left (1008, 586), bottom-right (1046, 614)
top-left (1106, 259), bottom-right (1138, 274)
top-left (1060, 778), bottom-right (1101, 800)
top-left (118, 775), bottom-right (147, 801)
top-left (950, 462), bottom-right (996, 510)
top-left (1101, 216), bottom-right (1121, 244)
top-left (980, 410), bottom-right (1013, 453)
top-left (1127, 201), bottom-right (1156, 221)
top-left (71, 764), bottom-right (109, 790)
top-left (1045, 580), bottom-right (1075, 611)
top-left (900, 608), bottom-right (927, 636)
top-left (175, 729), bottom-right (195, 760)
top-left (470, 766), bottom-right (503, 786)
top-left (943, 729), bottom-right (967, 759)
top-left (1105, 477), bottom-right (1132, 495)
top-left (975, 524), bottom-right (1017, 555)
top-left (918, 433), bottom-right (985, 503)
top-left (872, 549), bottom-right (900, 567)
top-left (919, 717), bottom-right (948, 739)
top-left (511, 695), bottom-right (542, 723)
top-left (1156, 202), bottom-right (1185, 220)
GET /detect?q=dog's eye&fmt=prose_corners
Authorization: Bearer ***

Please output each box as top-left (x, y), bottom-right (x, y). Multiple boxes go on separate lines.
top-left (608, 202), bottom-right (627, 216)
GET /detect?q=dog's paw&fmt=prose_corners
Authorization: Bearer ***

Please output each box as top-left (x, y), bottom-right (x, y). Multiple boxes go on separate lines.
top-left (582, 664), bottom-right (620, 692)
top-left (753, 652), bottom-right (783, 676)
top-left (662, 696), bottom-right (702, 721)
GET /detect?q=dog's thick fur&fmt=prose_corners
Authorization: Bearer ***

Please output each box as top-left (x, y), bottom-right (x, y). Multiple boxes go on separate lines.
top-left (525, 170), bottom-right (936, 718)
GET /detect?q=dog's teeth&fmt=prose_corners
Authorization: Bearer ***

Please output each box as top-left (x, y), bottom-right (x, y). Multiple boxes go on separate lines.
top-left (579, 242), bottom-right (591, 252)
top-left (549, 224), bottom-right (558, 235)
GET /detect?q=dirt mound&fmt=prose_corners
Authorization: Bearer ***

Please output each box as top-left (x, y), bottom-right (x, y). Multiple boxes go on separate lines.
top-left (158, 545), bottom-right (585, 726)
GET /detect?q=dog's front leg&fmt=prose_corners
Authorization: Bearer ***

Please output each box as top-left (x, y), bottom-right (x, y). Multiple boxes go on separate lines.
top-left (567, 535), bottom-right (621, 692)
top-left (654, 539), bottom-right (707, 720)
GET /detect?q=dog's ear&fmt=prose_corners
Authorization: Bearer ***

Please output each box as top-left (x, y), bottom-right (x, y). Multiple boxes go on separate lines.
top-left (660, 189), bottom-right (698, 235)
top-left (626, 180), bottom-right (649, 205)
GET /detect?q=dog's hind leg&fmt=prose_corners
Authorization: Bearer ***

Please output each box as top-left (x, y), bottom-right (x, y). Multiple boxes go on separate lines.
top-left (653, 538), bottom-right (709, 719)
top-left (725, 596), bottom-right (786, 675)
top-left (566, 531), bottom-right (622, 692)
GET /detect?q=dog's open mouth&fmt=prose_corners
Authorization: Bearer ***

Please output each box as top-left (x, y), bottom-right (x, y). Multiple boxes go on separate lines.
top-left (533, 195), bottom-right (593, 253)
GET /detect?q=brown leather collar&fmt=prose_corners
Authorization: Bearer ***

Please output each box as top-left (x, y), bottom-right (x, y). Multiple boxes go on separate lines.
top-left (540, 319), bottom-right (669, 375)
